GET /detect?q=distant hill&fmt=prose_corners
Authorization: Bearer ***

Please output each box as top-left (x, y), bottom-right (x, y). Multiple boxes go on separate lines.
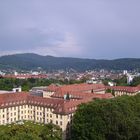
top-left (0, 53), bottom-right (140, 71)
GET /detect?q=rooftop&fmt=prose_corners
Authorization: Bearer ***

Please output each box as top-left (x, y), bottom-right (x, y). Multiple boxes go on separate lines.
top-left (0, 91), bottom-right (112, 115)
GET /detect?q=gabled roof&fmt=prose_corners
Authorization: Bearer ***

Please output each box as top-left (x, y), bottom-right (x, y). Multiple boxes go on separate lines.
top-left (106, 86), bottom-right (140, 93)
top-left (0, 92), bottom-right (112, 115)
top-left (47, 83), bottom-right (105, 94)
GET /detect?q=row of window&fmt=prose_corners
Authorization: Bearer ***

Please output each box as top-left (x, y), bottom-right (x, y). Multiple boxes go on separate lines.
top-left (0, 117), bottom-right (63, 126)
top-left (1, 113), bottom-right (64, 121)
top-left (0, 106), bottom-right (54, 113)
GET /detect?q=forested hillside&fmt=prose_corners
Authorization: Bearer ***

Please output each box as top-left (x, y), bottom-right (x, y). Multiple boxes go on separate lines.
top-left (0, 53), bottom-right (140, 71)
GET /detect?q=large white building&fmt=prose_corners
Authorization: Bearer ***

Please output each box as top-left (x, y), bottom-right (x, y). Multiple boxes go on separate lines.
top-left (0, 83), bottom-right (113, 139)
top-left (0, 83), bottom-right (139, 139)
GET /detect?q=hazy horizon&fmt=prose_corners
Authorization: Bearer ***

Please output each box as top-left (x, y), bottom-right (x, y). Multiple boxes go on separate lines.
top-left (0, 0), bottom-right (140, 59)
top-left (1, 52), bottom-right (140, 60)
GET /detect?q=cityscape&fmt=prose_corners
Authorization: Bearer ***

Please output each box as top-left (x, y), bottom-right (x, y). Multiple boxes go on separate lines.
top-left (0, 1), bottom-right (140, 140)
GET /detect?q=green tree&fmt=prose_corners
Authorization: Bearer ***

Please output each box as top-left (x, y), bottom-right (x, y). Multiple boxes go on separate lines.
top-left (71, 95), bottom-right (140, 140)
top-left (114, 76), bottom-right (128, 86)
top-left (40, 124), bottom-right (62, 140)
top-left (0, 123), bottom-right (62, 140)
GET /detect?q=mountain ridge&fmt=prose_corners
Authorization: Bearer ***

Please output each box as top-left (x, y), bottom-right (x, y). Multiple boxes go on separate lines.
top-left (0, 53), bottom-right (140, 71)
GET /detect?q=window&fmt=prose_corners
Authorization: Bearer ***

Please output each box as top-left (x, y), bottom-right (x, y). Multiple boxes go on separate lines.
top-left (56, 121), bottom-right (58, 125)
top-left (56, 114), bottom-right (58, 118)
top-left (60, 121), bottom-right (62, 126)
top-left (67, 115), bottom-right (69, 119)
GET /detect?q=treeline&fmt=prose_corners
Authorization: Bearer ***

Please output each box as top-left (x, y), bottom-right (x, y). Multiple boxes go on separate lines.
top-left (103, 76), bottom-right (140, 87)
top-left (0, 78), bottom-right (83, 91)
top-left (71, 94), bottom-right (140, 140)
top-left (0, 78), bottom-right (57, 91)
top-left (0, 123), bottom-right (62, 140)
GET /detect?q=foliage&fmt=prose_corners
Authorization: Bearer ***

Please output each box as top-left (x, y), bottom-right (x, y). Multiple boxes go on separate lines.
top-left (130, 76), bottom-right (140, 86)
top-left (0, 76), bottom-right (83, 92)
top-left (106, 89), bottom-right (115, 96)
top-left (71, 94), bottom-right (140, 140)
top-left (0, 78), bottom-right (83, 91)
top-left (113, 76), bottom-right (128, 86)
top-left (40, 124), bottom-right (62, 140)
top-left (0, 122), bottom-right (62, 140)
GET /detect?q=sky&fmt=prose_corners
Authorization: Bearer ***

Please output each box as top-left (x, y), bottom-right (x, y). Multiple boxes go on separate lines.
top-left (0, 0), bottom-right (140, 59)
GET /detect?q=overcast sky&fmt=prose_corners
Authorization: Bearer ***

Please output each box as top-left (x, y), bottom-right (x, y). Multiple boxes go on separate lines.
top-left (0, 0), bottom-right (140, 59)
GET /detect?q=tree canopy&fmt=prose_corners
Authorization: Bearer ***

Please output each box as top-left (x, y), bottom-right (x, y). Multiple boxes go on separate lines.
top-left (0, 122), bottom-right (62, 140)
top-left (0, 78), bottom-right (83, 91)
top-left (71, 94), bottom-right (140, 140)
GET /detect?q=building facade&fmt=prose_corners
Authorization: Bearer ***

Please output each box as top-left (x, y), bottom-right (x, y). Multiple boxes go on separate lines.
top-left (0, 83), bottom-right (140, 139)
top-left (0, 83), bottom-right (113, 139)
top-left (106, 85), bottom-right (140, 96)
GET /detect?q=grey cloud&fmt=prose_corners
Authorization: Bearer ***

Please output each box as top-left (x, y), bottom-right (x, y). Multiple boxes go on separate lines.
top-left (0, 0), bottom-right (140, 58)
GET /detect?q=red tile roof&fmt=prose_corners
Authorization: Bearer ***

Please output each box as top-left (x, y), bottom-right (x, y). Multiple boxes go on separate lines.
top-left (47, 83), bottom-right (105, 95)
top-left (0, 92), bottom-right (112, 115)
top-left (57, 83), bottom-right (105, 93)
top-left (51, 91), bottom-right (112, 100)
top-left (3, 74), bottom-right (48, 79)
top-left (46, 84), bottom-right (60, 92)
top-left (106, 86), bottom-right (140, 93)
top-left (54, 93), bottom-right (113, 115)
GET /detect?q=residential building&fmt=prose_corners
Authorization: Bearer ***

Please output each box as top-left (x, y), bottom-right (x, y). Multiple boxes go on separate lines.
top-left (1, 83), bottom-right (139, 139)
top-left (0, 83), bottom-right (112, 140)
